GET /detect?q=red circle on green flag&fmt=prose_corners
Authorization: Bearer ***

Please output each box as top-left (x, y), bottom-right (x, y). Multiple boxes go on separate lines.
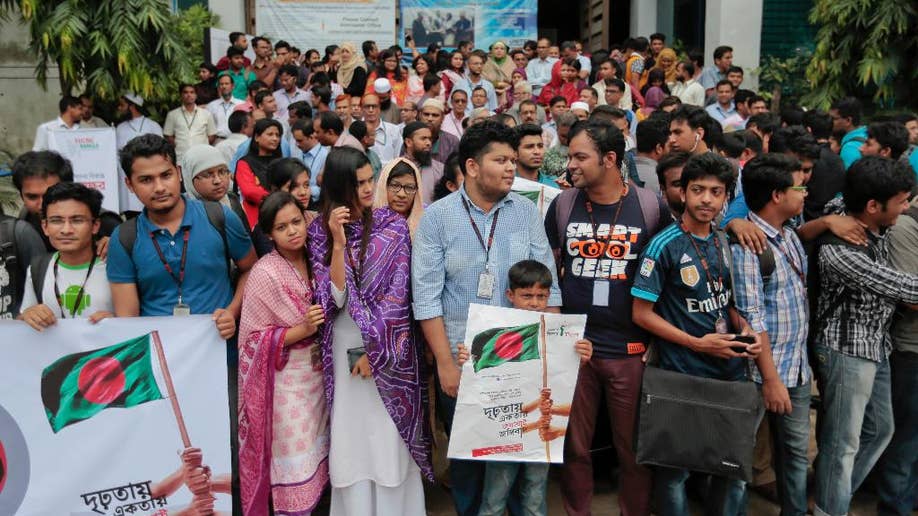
top-left (78, 357), bottom-right (126, 404)
top-left (0, 439), bottom-right (7, 494)
top-left (494, 332), bottom-right (523, 359)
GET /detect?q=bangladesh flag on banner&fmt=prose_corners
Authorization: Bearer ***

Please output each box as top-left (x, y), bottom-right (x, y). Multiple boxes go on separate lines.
top-left (41, 334), bottom-right (164, 433)
top-left (471, 323), bottom-right (541, 373)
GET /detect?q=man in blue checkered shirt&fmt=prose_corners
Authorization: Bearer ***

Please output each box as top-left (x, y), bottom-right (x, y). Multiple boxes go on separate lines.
top-left (730, 154), bottom-right (811, 514)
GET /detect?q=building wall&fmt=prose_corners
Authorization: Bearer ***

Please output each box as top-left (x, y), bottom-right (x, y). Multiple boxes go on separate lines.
top-left (208, 0), bottom-right (247, 32)
top-left (703, 0), bottom-right (762, 89)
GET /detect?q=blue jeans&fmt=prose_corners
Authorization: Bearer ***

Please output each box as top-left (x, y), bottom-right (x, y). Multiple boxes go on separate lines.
top-left (813, 346), bottom-right (894, 516)
top-left (654, 466), bottom-right (746, 516)
top-left (876, 351), bottom-right (918, 516)
top-left (762, 382), bottom-right (811, 516)
top-left (479, 461), bottom-right (549, 516)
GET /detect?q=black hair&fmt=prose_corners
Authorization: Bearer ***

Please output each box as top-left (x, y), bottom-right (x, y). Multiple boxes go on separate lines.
top-left (318, 147), bottom-right (373, 265)
top-left (524, 40), bottom-right (538, 51)
top-left (560, 41), bottom-right (576, 52)
top-left (318, 111), bottom-right (344, 135)
top-left (387, 160), bottom-right (418, 185)
top-left (843, 156), bottom-right (916, 214)
top-left (549, 95), bottom-right (568, 107)
top-left (229, 31), bottom-right (244, 45)
top-left (274, 40), bottom-right (291, 51)
top-left (278, 64), bottom-right (299, 78)
top-left (402, 120), bottom-right (428, 140)
top-left (656, 151), bottom-right (691, 190)
top-left (803, 110), bottom-right (833, 140)
top-left (40, 181), bottom-right (102, 220)
top-left (266, 157), bottom-right (310, 192)
top-left (680, 152), bottom-right (735, 193)
top-left (561, 56), bottom-right (582, 72)
top-left (247, 80), bottom-right (268, 96)
top-left (713, 45), bottom-right (733, 60)
top-left (680, 60), bottom-right (696, 77)
top-left (670, 104), bottom-right (719, 148)
top-left (199, 62), bottom-right (217, 75)
top-left (831, 97), bottom-right (862, 126)
top-left (309, 71), bottom-right (331, 87)
top-left (59, 95), bottom-right (81, 114)
top-left (518, 99), bottom-right (537, 112)
top-left (254, 90), bottom-right (273, 108)
top-left (508, 259), bottom-right (553, 290)
top-left (227, 46), bottom-right (244, 59)
top-left (450, 88), bottom-right (468, 100)
top-left (423, 74), bottom-right (441, 92)
top-left (726, 65), bottom-right (743, 76)
top-left (635, 118), bottom-right (669, 154)
top-left (493, 113), bottom-right (517, 127)
top-left (568, 119), bottom-right (625, 168)
top-left (715, 79), bottom-right (734, 91)
top-left (747, 95), bottom-right (766, 108)
top-left (349, 119), bottom-right (368, 141)
top-left (458, 120), bottom-right (517, 174)
top-left (413, 54), bottom-right (433, 74)
top-left (288, 101), bottom-right (313, 120)
top-left (217, 72), bottom-right (235, 85)
top-left (324, 44), bottom-right (339, 60)
top-left (604, 77), bottom-right (626, 92)
top-left (737, 130), bottom-right (763, 155)
top-left (12, 150), bottom-right (75, 192)
top-left (513, 123), bottom-right (544, 150)
top-left (362, 40), bottom-right (376, 57)
top-left (780, 105), bottom-right (805, 127)
top-left (747, 113), bottom-right (780, 135)
top-left (311, 85), bottom-right (332, 107)
top-left (579, 86), bottom-right (599, 101)
top-left (733, 89), bottom-right (755, 106)
top-left (718, 132), bottom-right (746, 159)
top-left (378, 49), bottom-right (404, 81)
top-left (867, 122), bottom-right (910, 160)
top-left (588, 105), bottom-right (622, 124)
top-left (291, 118), bottom-right (315, 137)
top-left (120, 134), bottom-right (176, 179)
top-left (304, 48), bottom-right (320, 61)
top-left (649, 33), bottom-right (666, 43)
top-left (257, 191), bottom-right (309, 279)
top-left (659, 96), bottom-right (682, 110)
top-left (632, 37), bottom-right (649, 53)
top-left (770, 126), bottom-right (820, 160)
top-left (741, 153), bottom-right (800, 212)
top-left (228, 110), bottom-right (250, 134)
top-left (434, 152), bottom-right (462, 201)
top-left (893, 112), bottom-right (917, 125)
top-left (178, 82), bottom-right (195, 96)
top-left (247, 119), bottom-right (284, 159)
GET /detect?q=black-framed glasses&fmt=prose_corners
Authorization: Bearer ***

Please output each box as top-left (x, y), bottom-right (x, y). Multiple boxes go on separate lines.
top-left (387, 183), bottom-right (418, 195)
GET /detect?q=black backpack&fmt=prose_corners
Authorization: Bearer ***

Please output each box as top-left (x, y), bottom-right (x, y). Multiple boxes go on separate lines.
top-left (117, 200), bottom-right (232, 281)
top-left (0, 215), bottom-right (24, 302)
top-left (724, 231), bottom-right (777, 284)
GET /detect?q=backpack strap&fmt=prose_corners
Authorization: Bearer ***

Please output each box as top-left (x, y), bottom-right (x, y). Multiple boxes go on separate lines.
top-left (726, 230), bottom-right (776, 284)
top-left (632, 185), bottom-right (661, 234)
top-left (716, 230), bottom-right (736, 301)
top-left (29, 252), bottom-right (54, 304)
top-left (553, 188), bottom-right (580, 244)
top-left (117, 217), bottom-right (139, 264)
top-left (0, 216), bottom-right (22, 301)
top-left (201, 200), bottom-right (231, 281)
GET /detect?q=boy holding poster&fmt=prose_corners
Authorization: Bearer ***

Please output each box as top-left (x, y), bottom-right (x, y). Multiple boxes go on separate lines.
top-left (458, 260), bottom-right (592, 516)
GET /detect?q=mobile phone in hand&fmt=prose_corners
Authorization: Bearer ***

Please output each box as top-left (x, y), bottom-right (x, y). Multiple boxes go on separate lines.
top-left (730, 334), bottom-right (755, 354)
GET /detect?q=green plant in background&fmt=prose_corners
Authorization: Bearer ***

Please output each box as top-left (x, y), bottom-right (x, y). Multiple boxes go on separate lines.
top-left (804, 0), bottom-right (918, 110)
top-left (757, 48), bottom-right (813, 110)
top-left (0, 0), bottom-right (219, 120)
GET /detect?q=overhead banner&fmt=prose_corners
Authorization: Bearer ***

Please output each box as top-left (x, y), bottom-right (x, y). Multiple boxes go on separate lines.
top-left (447, 304), bottom-right (586, 463)
top-left (48, 128), bottom-right (120, 214)
top-left (0, 316), bottom-right (232, 515)
top-left (255, 0), bottom-right (396, 53)
top-left (400, 0), bottom-right (537, 50)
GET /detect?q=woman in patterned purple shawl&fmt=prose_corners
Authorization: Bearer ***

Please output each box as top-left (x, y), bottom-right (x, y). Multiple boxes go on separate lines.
top-left (308, 147), bottom-right (432, 515)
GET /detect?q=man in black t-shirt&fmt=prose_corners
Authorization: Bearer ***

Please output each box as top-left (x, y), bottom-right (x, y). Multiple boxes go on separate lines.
top-left (545, 120), bottom-right (668, 515)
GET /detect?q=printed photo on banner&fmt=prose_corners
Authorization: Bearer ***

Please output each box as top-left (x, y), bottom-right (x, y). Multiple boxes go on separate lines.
top-left (512, 176), bottom-right (561, 219)
top-left (447, 304), bottom-right (586, 463)
top-left (0, 316), bottom-right (231, 516)
top-left (399, 0), bottom-right (536, 50)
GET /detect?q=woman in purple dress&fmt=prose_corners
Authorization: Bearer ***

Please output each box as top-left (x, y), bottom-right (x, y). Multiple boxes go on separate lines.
top-left (308, 147), bottom-right (432, 515)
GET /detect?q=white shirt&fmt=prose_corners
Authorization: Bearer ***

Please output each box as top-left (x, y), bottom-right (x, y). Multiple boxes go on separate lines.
top-left (163, 106), bottom-right (217, 159)
top-left (272, 87), bottom-right (310, 123)
top-left (20, 255), bottom-right (112, 318)
top-left (215, 133), bottom-right (249, 166)
top-left (592, 79), bottom-right (634, 110)
top-left (672, 78), bottom-right (706, 107)
top-left (81, 116), bottom-right (109, 128)
top-left (369, 120), bottom-right (403, 163)
top-left (116, 116), bottom-right (164, 150)
top-left (33, 117), bottom-right (80, 151)
top-left (207, 96), bottom-right (245, 138)
top-left (525, 57), bottom-right (558, 95)
top-left (441, 112), bottom-right (466, 139)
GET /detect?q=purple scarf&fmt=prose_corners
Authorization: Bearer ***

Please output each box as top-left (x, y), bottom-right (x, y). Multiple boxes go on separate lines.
top-left (308, 207), bottom-right (433, 480)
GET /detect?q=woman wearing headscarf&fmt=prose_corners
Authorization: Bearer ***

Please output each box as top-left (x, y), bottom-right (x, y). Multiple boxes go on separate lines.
top-left (373, 157), bottom-right (424, 237)
top-left (337, 42), bottom-right (368, 99)
top-left (181, 144), bottom-right (248, 225)
top-left (637, 86), bottom-right (666, 121)
top-left (653, 47), bottom-right (679, 88)
top-left (482, 41), bottom-right (515, 98)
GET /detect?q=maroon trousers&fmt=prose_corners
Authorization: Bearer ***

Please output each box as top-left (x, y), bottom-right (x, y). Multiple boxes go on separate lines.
top-left (561, 355), bottom-right (652, 516)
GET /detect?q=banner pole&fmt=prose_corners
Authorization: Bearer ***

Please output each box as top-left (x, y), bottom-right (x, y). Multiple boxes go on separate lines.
top-left (152, 331), bottom-right (192, 448)
top-left (540, 315), bottom-right (550, 462)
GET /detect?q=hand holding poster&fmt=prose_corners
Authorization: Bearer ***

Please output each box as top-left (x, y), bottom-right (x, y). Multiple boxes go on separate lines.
top-left (0, 316), bottom-right (231, 515)
top-left (447, 304), bottom-right (586, 463)
top-left (512, 176), bottom-right (561, 219)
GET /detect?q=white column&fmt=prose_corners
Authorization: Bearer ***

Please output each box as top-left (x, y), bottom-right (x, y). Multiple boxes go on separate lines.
top-left (704, 0), bottom-right (763, 89)
top-left (630, 0), bottom-right (658, 39)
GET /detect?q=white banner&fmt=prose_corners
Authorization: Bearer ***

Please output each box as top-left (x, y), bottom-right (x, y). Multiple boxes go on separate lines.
top-left (0, 316), bottom-right (232, 515)
top-left (48, 128), bottom-right (120, 214)
top-left (512, 176), bottom-right (561, 219)
top-left (447, 304), bottom-right (586, 463)
top-left (255, 0), bottom-right (397, 53)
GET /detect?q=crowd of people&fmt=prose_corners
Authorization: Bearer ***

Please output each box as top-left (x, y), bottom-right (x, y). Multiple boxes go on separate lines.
top-left (3, 27), bottom-right (918, 516)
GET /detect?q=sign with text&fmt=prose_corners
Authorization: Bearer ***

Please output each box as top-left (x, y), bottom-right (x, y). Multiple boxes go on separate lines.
top-left (400, 0), bottom-right (537, 50)
top-left (447, 304), bottom-right (585, 463)
top-left (255, 0), bottom-right (396, 53)
top-left (48, 128), bottom-right (120, 213)
top-left (0, 316), bottom-right (232, 515)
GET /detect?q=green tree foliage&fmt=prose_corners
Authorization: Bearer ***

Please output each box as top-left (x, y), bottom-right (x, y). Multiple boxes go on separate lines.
top-left (804, 0), bottom-right (918, 110)
top-left (758, 49), bottom-right (812, 110)
top-left (0, 0), bottom-right (218, 116)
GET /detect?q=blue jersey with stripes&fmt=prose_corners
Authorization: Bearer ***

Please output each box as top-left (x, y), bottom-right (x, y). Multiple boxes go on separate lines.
top-left (631, 222), bottom-right (746, 380)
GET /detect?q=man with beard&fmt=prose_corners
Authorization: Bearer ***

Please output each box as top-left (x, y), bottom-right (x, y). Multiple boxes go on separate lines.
top-left (655, 151), bottom-right (690, 218)
top-left (216, 32), bottom-right (251, 71)
top-left (78, 94), bottom-right (108, 128)
top-left (402, 121), bottom-right (443, 204)
top-left (513, 123), bottom-right (556, 186)
top-left (373, 78), bottom-right (402, 125)
top-left (115, 92), bottom-right (163, 150)
top-left (419, 99), bottom-right (459, 164)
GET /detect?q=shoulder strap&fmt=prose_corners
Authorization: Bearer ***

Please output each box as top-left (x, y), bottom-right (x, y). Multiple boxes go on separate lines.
top-left (0, 217), bottom-right (22, 299)
top-left (553, 188), bottom-right (580, 244)
top-left (716, 230), bottom-right (735, 298)
top-left (726, 231), bottom-right (776, 283)
top-left (118, 217), bottom-right (138, 265)
top-left (632, 185), bottom-right (660, 234)
top-left (29, 252), bottom-right (53, 304)
top-left (202, 200), bottom-right (232, 281)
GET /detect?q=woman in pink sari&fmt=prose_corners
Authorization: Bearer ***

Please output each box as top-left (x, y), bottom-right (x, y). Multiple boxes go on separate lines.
top-left (238, 191), bottom-right (329, 516)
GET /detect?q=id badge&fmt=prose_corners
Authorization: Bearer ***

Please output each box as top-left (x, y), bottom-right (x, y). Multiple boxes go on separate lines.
top-left (173, 302), bottom-right (191, 317)
top-left (592, 280), bottom-right (610, 307)
top-left (715, 317), bottom-right (728, 334)
top-left (477, 271), bottom-right (495, 299)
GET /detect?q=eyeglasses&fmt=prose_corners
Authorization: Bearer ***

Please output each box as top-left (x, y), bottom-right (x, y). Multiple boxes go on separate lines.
top-left (194, 168), bottom-right (231, 181)
top-left (387, 183), bottom-right (418, 195)
top-left (46, 216), bottom-right (92, 227)
top-left (788, 185), bottom-right (808, 192)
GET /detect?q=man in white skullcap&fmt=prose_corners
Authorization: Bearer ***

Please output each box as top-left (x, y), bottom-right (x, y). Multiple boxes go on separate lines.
top-left (373, 77), bottom-right (402, 125)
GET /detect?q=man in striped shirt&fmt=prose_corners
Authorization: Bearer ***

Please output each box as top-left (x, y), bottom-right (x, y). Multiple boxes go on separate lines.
top-left (812, 156), bottom-right (918, 516)
top-left (731, 154), bottom-right (811, 514)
